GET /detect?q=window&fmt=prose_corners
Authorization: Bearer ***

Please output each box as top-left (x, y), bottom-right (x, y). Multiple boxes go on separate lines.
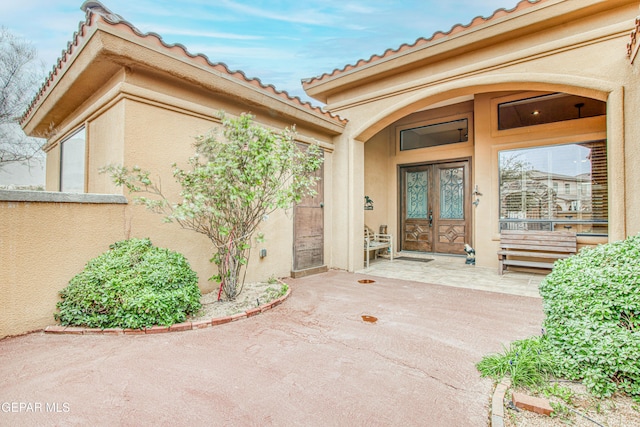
top-left (498, 93), bottom-right (606, 130)
top-left (400, 118), bottom-right (467, 151)
top-left (499, 141), bottom-right (608, 235)
top-left (60, 127), bottom-right (86, 193)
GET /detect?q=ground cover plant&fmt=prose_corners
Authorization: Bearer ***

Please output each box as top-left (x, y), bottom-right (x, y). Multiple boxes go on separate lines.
top-left (105, 112), bottom-right (322, 301)
top-left (476, 335), bottom-right (555, 388)
top-left (478, 235), bottom-right (640, 413)
top-left (55, 238), bottom-right (201, 329)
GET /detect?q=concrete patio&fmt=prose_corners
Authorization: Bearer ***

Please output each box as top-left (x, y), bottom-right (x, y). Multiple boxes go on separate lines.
top-left (359, 252), bottom-right (545, 298)
top-left (0, 269), bottom-right (544, 426)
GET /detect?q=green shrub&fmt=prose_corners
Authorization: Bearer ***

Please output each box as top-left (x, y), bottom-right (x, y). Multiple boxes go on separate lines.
top-left (539, 235), bottom-right (640, 398)
top-left (477, 336), bottom-right (555, 387)
top-left (55, 238), bottom-right (201, 329)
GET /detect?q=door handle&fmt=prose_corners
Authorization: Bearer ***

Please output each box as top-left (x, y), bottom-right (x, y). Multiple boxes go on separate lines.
top-left (428, 210), bottom-right (433, 227)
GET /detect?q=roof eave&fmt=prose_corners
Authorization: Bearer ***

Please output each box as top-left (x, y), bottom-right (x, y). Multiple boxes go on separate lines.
top-left (22, 3), bottom-right (346, 137)
top-left (302, 0), bottom-right (633, 103)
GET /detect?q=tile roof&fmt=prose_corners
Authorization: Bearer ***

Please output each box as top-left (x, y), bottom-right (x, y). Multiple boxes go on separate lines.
top-left (301, 0), bottom-right (547, 88)
top-left (20, 1), bottom-right (346, 126)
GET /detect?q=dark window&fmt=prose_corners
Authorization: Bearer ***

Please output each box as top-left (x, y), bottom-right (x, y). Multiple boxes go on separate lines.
top-left (498, 93), bottom-right (605, 130)
top-left (400, 118), bottom-right (468, 151)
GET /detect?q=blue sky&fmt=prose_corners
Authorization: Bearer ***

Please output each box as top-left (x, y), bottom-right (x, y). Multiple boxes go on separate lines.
top-left (2, 0), bottom-right (521, 103)
top-left (0, 0), bottom-right (521, 185)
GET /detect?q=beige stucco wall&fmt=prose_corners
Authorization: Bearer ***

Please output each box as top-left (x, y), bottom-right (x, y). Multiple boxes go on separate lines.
top-left (3, 107), bottom-right (333, 339)
top-left (363, 129), bottom-right (391, 233)
top-left (45, 145), bottom-right (60, 191)
top-left (43, 78), bottom-right (335, 294)
top-left (8, 35), bottom-right (339, 337)
top-left (0, 198), bottom-right (127, 337)
top-left (114, 96), bottom-right (308, 292)
top-left (322, 1), bottom-right (638, 271)
top-left (87, 100), bottom-right (125, 195)
top-left (329, 128), bottom-right (365, 271)
top-left (621, 71), bottom-right (640, 236)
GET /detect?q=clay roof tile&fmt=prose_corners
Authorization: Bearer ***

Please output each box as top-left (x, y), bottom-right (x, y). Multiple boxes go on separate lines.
top-left (20, 1), bottom-right (346, 126)
top-left (301, 0), bottom-right (546, 87)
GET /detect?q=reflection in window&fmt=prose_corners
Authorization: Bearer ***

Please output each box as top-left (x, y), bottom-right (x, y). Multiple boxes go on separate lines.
top-left (400, 119), bottom-right (467, 151)
top-left (499, 141), bottom-right (608, 235)
top-left (60, 127), bottom-right (86, 193)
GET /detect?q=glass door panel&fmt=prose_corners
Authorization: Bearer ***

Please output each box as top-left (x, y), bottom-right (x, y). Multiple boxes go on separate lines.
top-left (400, 166), bottom-right (432, 252)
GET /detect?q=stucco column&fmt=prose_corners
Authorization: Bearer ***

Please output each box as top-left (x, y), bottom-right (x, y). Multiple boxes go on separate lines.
top-left (620, 81), bottom-right (640, 238)
top-left (330, 129), bottom-right (365, 272)
top-left (351, 137), bottom-right (365, 272)
top-left (608, 88), bottom-right (626, 242)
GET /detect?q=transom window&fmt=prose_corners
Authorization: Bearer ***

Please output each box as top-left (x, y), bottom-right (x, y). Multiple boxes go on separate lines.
top-left (498, 93), bottom-right (606, 130)
top-left (499, 141), bottom-right (608, 236)
top-left (400, 118), bottom-right (468, 151)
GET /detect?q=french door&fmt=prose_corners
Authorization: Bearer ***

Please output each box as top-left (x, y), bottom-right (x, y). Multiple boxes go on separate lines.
top-left (400, 160), bottom-right (470, 255)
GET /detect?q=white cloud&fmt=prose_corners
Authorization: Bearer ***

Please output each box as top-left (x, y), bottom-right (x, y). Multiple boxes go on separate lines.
top-left (144, 25), bottom-right (264, 41)
top-left (210, 0), bottom-right (340, 27)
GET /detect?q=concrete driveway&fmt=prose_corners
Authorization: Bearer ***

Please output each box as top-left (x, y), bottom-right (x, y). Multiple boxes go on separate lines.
top-left (0, 270), bottom-right (543, 426)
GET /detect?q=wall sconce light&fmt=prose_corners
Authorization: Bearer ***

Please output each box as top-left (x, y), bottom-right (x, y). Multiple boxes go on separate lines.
top-left (364, 196), bottom-right (374, 210)
top-left (472, 185), bottom-right (482, 206)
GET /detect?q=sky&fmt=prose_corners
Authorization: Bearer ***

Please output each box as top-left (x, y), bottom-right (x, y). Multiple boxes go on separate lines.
top-left (0, 0), bottom-right (523, 185)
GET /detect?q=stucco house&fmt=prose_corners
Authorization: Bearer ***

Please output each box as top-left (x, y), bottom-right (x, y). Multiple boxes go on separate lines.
top-left (2, 0), bottom-right (640, 337)
top-left (303, 0), bottom-right (640, 271)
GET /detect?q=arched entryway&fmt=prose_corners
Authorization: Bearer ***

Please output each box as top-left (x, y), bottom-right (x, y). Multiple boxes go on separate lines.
top-left (358, 80), bottom-right (618, 267)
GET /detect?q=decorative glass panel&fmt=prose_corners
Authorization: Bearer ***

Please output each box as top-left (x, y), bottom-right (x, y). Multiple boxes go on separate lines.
top-left (439, 167), bottom-right (464, 219)
top-left (406, 171), bottom-right (428, 219)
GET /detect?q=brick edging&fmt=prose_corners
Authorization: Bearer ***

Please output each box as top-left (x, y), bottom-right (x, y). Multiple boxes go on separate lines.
top-left (44, 286), bottom-right (291, 336)
top-left (490, 378), bottom-right (511, 427)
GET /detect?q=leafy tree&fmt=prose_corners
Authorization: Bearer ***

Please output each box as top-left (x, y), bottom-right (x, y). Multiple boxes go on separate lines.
top-left (499, 152), bottom-right (533, 183)
top-left (0, 27), bottom-right (45, 168)
top-left (105, 113), bottom-right (323, 300)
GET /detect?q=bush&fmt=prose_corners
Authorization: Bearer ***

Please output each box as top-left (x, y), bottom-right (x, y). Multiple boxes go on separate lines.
top-left (55, 238), bottom-right (201, 329)
top-left (476, 336), bottom-right (556, 387)
top-left (539, 235), bottom-right (640, 398)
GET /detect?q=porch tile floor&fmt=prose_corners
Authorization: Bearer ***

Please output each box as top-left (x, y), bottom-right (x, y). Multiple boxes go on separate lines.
top-left (358, 252), bottom-right (545, 298)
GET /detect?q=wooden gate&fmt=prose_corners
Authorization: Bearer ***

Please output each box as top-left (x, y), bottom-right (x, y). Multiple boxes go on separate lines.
top-left (292, 149), bottom-right (326, 277)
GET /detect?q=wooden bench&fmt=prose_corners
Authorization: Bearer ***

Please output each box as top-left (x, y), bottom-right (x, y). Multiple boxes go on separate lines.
top-left (364, 226), bottom-right (393, 268)
top-left (497, 230), bottom-right (576, 275)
